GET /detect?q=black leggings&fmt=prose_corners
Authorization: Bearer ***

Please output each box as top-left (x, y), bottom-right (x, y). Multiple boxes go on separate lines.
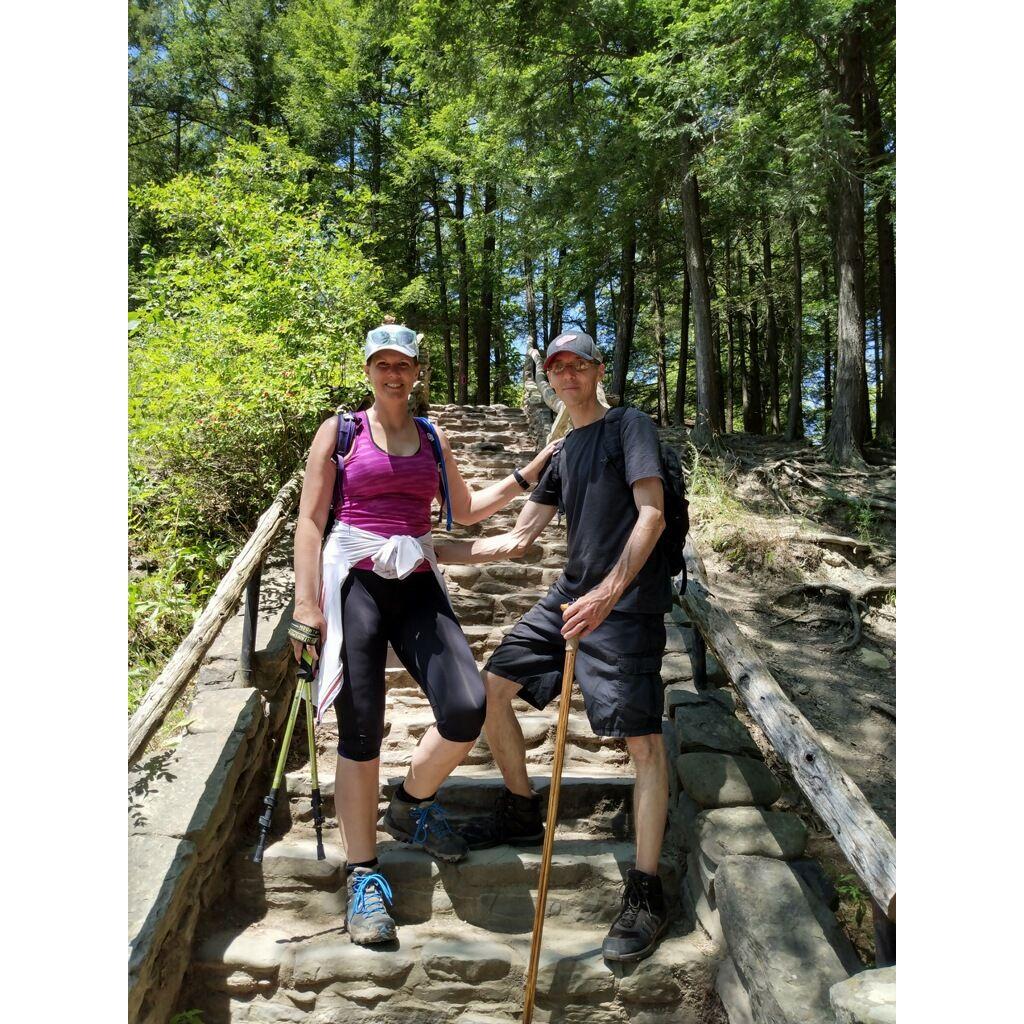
top-left (334, 569), bottom-right (486, 761)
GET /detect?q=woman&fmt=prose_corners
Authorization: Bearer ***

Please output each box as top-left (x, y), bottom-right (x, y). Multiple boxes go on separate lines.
top-left (290, 319), bottom-right (555, 946)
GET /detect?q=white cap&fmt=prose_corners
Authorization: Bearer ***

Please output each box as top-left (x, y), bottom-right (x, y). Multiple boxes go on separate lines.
top-left (364, 323), bottom-right (419, 361)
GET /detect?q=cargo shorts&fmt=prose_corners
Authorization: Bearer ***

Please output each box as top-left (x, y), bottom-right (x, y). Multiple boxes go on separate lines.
top-left (483, 585), bottom-right (667, 737)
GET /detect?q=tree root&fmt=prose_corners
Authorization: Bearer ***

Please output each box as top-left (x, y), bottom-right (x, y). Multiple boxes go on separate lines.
top-left (772, 580), bottom-right (894, 652)
top-left (773, 460), bottom-right (896, 517)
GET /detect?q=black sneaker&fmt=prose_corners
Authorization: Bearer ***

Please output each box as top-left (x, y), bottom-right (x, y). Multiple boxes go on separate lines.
top-left (379, 792), bottom-right (469, 863)
top-left (602, 869), bottom-right (669, 962)
top-left (458, 787), bottom-right (545, 850)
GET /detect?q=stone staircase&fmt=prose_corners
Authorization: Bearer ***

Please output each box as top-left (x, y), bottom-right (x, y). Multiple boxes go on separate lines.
top-left (176, 404), bottom-right (721, 1024)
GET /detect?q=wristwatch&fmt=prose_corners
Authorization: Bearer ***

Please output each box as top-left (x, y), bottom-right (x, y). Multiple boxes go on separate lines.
top-left (512, 468), bottom-right (530, 490)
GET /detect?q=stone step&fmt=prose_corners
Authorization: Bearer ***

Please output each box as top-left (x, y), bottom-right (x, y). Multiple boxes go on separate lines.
top-left (282, 768), bottom-right (638, 839)
top-left (231, 836), bottom-right (681, 930)
top-left (186, 914), bottom-right (715, 1022)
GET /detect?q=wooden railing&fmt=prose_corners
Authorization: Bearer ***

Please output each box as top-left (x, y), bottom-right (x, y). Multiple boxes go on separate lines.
top-left (127, 472), bottom-right (303, 765)
top-left (679, 536), bottom-right (896, 959)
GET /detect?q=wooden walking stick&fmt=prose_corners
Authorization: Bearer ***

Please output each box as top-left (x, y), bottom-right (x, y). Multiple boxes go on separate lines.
top-left (522, 609), bottom-right (579, 1024)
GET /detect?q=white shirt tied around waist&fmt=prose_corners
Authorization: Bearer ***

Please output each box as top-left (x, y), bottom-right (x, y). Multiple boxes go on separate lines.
top-left (313, 522), bottom-right (448, 723)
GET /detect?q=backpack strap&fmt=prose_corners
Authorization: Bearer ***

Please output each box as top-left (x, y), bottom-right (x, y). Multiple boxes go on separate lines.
top-left (601, 406), bottom-right (629, 479)
top-left (415, 417), bottom-right (453, 532)
top-left (549, 440), bottom-right (566, 520)
top-left (328, 411), bottom-right (360, 527)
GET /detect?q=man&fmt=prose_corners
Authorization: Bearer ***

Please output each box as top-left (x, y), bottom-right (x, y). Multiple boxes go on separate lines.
top-left (439, 331), bottom-right (672, 963)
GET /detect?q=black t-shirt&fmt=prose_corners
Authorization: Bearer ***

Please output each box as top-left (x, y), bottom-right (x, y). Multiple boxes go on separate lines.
top-left (530, 408), bottom-right (672, 614)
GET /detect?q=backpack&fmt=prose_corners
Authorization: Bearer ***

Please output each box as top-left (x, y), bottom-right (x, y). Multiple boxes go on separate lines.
top-left (600, 407), bottom-right (689, 591)
top-left (322, 411), bottom-right (453, 540)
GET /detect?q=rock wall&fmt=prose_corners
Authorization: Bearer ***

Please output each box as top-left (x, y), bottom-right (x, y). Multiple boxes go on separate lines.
top-left (129, 566), bottom-right (297, 1024)
top-left (664, 606), bottom-right (882, 1024)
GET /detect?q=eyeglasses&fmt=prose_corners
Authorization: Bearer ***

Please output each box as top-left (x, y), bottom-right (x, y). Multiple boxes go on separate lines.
top-left (548, 359), bottom-right (594, 377)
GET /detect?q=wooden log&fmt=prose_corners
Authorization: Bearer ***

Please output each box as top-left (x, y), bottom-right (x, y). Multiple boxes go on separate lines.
top-left (681, 553), bottom-right (896, 920)
top-left (128, 472), bottom-right (304, 765)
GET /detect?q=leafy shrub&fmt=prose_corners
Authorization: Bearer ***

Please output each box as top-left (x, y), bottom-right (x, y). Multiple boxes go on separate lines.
top-left (129, 130), bottom-right (381, 707)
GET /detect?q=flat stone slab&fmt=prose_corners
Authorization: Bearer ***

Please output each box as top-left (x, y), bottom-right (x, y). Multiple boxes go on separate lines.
top-left (715, 855), bottom-right (862, 1024)
top-left (290, 939), bottom-right (416, 988)
top-left (673, 700), bottom-right (761, 758)
top-left (830, 967), bottom-right (895, 1024)
top-left (129, 689), bottom-right (261, 842)
top-left (196, 927), bottom-right (295, 974)
top-left (185, 687), bottom-right (263, 735)
top-left (716, 956), bottom-right (755, 1024)
top-left (536, 945), bottom-right (616, 1003)
top-left (235, 837), bottom-right (344, 888)
top-left (420, 938), bottom-right (514, 983)
top-left (694, 807), bottom-right (807, 862)
top-left (666, 688), bottom-right (736, 716)
top-left (128, 834), bottom-right (198, 1011)
top-left (675, 752), bottom-right (781, 808)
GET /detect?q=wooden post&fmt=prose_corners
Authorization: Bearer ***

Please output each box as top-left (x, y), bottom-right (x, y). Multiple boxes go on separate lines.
top-left (238, 561), bottom-right (263, 684)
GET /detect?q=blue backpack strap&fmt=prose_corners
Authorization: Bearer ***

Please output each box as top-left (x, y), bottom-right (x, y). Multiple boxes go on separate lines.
top-left (329, 411), bottom-right (359, 522)
top-left (416, 416), bottom-right (453, 531)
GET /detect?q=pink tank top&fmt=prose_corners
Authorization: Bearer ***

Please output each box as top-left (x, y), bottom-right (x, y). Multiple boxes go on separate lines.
top-left (338, 412), bottom-right (439, 572)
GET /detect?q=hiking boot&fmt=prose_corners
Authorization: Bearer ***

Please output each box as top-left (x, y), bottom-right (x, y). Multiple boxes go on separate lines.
top-left (602, 868), bottom-right (669, 962)
top-left (379, 792), bottom-right (468, 863)
top-left (345, 867), bottom-right (397, 945)
top-left (458, 787), bottom-right (545, 850)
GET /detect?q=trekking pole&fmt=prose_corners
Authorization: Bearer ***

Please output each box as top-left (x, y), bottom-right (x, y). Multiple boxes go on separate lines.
top-left (522, 607), bottom-right (579, 1024)
top-left (253, 649), bottom-right (322, 863)
top-left (303, 657), bottom-right (326, 860)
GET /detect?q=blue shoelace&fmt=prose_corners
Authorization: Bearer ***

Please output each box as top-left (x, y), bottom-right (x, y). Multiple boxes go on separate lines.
top-left (351, 872), bottom-right (393, 917)
top-left (410, 801), bottom-right (455, 845)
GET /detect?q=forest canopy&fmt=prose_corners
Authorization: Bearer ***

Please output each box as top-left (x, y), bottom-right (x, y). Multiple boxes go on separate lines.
top-left (128, 0), bottom-right (895, 703)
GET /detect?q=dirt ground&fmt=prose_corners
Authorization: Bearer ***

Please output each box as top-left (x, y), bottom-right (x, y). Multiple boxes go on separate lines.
top-left (686, 433), bottom-right (896, 962)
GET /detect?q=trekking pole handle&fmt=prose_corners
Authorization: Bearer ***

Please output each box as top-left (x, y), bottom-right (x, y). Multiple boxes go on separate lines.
top-left (297, 646), bottom-right (318, 682)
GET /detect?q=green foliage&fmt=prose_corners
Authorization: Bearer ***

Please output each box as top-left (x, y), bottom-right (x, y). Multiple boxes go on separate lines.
top-left (127, 0), bottom-right (895, 708)
top-left (170, 1012), bottom-right (205, 1024)
top-left (835, 873), bottom-right (870, 930)
top-left (129, 130), bottom-right (380, 708)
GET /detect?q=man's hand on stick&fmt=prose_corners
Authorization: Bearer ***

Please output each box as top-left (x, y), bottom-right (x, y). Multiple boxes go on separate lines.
top-left (561, 586), bottom-right (617, 640)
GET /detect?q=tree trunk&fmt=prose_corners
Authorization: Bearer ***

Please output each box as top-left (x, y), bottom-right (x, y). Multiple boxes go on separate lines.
top-left (786, 209), bottom-right (804, 440)
top-left (680, 136), bottom-right (722, 446)
top-left (725, 235), bottom-right (734, 433)
top-left (174, 108), bottom-right (181, 172)
top-left (475, 183), bottom-right (496, 404)
top-left (541, 255), bottom-right (550, 347)
top-left (454, 181), bottom-right (470, 404)
top-left (821, 260), bottom-right (833, 431)
top-left (745, 256), bottom-right (765, 434)
top-left (762, 219), bottom-right (781, 433)
top-left (550, 247), bottom-right (566, 341)
top-left (739, 303), bottom-right (749, 429)
top-left (675, 262), bottom-right (691, 425)
top-left (524, 261), bottom-right (540, 361)
top-left (873, 310), bottom-right (882, 427)
top-left (827, 20), bottom-right (868, 464)
top-left (865, 68), bottom-right (896, 441)
top-left (611, 226), bottom-right (637, 403)
top-left (653, 286), bottom-right (670, 425)
top-left (584, 282), bottom-right (598, 341)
